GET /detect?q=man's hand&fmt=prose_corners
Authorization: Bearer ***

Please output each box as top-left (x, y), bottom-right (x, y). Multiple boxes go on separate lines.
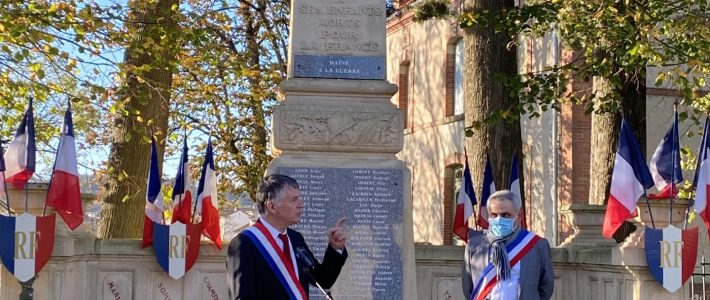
top-left (327, 217), bottom-right (348, 251)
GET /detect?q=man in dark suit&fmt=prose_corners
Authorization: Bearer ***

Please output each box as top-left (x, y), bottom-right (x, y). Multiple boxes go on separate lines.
top-left (227, 174), bottom-right (348, 300)
top-left (463, 190), bottom-right (554, 300)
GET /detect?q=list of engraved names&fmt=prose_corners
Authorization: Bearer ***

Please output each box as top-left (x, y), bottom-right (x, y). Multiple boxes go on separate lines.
top-left (281, 167), bottom-right (403, 299)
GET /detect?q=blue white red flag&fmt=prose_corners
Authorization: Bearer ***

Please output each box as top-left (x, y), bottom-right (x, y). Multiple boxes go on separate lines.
top-left (171, 139), bottom-right (192, 224)
top-left (645, 225), bottom-right (698, 292)
top-left (476, 156), bottom-right (496, 229)
top-left (142, 136), bottom-right (165, 248)
top-left (649, 110), bottom-right (683, 199)
top-left (46, 101), bottom-right (83, 230)
top-left (693, 117), bottom-right (710, 238)
top-left (3, 98), bottom-right (36, 190)
top-left (196, 138), bottom-right (221, 249)
top-left (509, 155), bottom-right (526, 229)
top-left (602, 119), bottom-right (654, 239)
top-left (0, 213), bottom-right (55, 282)
top-left (453, 154), bottom-right (477, 241)
top-left (153, 221), bottom-right (201, 279)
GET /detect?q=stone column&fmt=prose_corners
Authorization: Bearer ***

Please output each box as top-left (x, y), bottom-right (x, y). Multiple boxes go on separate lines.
top-left (266, 0), bottom-right (416, 299)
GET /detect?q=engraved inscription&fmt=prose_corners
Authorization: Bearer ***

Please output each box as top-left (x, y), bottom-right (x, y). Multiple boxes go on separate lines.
top-left (157, 282), bottom-right (172, 300)
top-left (283, 167), bottom-right (403, 299)
top-left (203, 277), bottom-right (220, 300)
top-left (280, 111), bottom-right (400, 147)
top-left (106, 282), bottom-right (121, 300)
top-left (294, 1), bottom-right (384, 56)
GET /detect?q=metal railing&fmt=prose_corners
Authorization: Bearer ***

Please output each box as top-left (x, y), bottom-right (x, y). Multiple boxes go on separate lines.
top-left (691, 255), bottom-right (709, 300)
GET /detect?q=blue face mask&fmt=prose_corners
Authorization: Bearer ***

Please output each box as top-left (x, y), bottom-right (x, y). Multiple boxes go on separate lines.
top-left (488, 216), bottom-right (515, 237)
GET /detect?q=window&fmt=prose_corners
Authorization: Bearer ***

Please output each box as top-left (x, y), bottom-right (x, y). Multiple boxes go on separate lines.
top-left (454, 39), bottom-right (465, 115)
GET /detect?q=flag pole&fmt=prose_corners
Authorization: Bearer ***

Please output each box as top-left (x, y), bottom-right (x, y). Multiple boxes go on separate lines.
top-left (1, 172), bottom-right (11, 216)
top-left (152, 129), bottom-right (167, 225)
top-left (1, 141), bottom-right (11, 216)
top-left (642, 191), bottom-right (656, 229)
top-left (684, 114), bottom-right (708, 229)
top-left (668, 103), bottom-right (679, 226)
top-left (24, 182), bottom-right (29, 213)
top-left (43, 100), bottom-right (71, 217)
top-left (190, 134), bottom-right (211, 224)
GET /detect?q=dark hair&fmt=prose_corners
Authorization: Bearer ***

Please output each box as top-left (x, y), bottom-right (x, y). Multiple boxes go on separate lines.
top-left (256, 174), bottom-right (300, 213)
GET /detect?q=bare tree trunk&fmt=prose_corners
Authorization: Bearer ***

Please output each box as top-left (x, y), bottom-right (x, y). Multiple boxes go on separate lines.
top-left (98, 0), bottom-right (178, 238)
top-left (588, 70), bottom-right (646, 206)
top-left (589, 76), bottom-right (618, 205)
top-left (463, 0), bottom-right (522, 196)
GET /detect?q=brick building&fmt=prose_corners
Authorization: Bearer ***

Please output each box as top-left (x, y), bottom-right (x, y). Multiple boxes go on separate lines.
top-left (386, 1), bottom-right (709, 299)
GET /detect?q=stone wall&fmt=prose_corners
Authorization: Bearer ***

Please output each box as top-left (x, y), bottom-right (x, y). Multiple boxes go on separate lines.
top-left (0, 236), bottom-right (227, 300)
top-left (415, 243), bottom-right (697, 300)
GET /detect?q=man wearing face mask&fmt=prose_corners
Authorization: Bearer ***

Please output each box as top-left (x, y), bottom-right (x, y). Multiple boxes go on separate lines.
top-left (462, 190), bottom-right (554, 300)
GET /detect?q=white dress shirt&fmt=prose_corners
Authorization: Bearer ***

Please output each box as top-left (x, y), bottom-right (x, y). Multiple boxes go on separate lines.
top-left (489, 261), bottom-right (520, 300)
top-left (259, 217), bottom-right (299, 274)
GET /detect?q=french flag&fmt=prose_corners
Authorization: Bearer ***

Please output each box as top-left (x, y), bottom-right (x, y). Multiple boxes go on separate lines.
top-left (453, 154), bottom-right (477, 242)
top-left (602, 119), bottom-right (654, 239)
top-left (648, 110), bottom-right (683, 199)
top-left (3, 98), bottom-right (36, 190)
top-left (693, 117), bottom-right (710, 237)
top-left (476, 156), bottom-right (496, 229)
top-left (171, 139), bottom-right (192, 224)
top-left (142, 136), bottom-right (164, 248)
top-left (509, 155), bottom-right (527, 229)
top-left (196, 138), bottom-right (221, 249)
top-left (45, 102), bottom-right (83, 230)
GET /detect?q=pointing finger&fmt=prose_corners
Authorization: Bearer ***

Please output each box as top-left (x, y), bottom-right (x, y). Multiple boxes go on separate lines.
top-left (335, 217), bottom-right (347, 228)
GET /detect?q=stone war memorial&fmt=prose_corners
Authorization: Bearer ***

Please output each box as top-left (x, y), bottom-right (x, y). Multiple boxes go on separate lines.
top-left (268, 0), bottom-right (417, 299)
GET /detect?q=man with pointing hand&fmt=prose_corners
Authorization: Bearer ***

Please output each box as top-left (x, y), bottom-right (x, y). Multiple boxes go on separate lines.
top-left (227, 174), bottom-right (349, 300)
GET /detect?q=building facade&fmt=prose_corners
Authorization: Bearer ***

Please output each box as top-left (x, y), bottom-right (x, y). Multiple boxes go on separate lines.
top-left (387, 1), bottom-right (709, 299)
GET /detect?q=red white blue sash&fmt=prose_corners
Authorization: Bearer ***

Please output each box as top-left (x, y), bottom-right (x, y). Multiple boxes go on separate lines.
top-left (470, 230), bottom-right (541, 300)
top-left (243, 222), bottom-right (307, 300)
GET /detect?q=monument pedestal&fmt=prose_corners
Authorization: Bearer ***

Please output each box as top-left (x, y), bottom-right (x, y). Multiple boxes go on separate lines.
top-left (268, 0), bottom-right (416, 298)
top-left (268, 79), bottom-right (416, 299)
top-left (559, 204), bottom-right (615, 247)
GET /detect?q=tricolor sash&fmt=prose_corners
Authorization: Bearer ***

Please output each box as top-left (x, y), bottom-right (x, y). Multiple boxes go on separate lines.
top-left (243, 222), bottom-right (306, 300)
top-left (470, 230), bottom-right (541, 300)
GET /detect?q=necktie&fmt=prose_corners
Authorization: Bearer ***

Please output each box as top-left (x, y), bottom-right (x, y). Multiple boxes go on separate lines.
top-left (279, 233), bottom-right (294, 271)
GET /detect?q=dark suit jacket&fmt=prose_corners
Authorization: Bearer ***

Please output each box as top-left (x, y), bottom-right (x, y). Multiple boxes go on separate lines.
top-left (227, 227), bottom-right (348, 300)
top-left (462, 230), bottom-right (554, 300)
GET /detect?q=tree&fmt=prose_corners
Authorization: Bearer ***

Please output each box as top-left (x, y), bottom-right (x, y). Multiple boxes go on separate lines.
top-left (416, 0), bottom-right (709, 207)
top-left (170, 0), bottom-right (289, 203)
top-left (414, 0), bottom-right (525, 206)
top-left (0, 1), bottom-right (289, 234)
top-left (97, 0), bottom-right (179, 238)
top-left (460, 0), bottom-right (522, 191)
top-left (0, 1), bottom-right (114, 178)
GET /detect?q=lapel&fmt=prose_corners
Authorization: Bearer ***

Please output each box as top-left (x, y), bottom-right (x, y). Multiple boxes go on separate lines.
top-left (518, 242), bottom-right (534, 290)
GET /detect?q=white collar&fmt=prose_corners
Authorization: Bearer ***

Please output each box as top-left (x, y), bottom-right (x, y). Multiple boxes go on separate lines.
top-left (260, 216), bottom-right (287, 240)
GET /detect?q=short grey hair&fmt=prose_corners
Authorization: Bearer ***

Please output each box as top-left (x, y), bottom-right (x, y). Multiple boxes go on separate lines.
top-left (255, 174), bottom-right (300, 214)
top-left (487, 190), bottom-right (521, 213)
